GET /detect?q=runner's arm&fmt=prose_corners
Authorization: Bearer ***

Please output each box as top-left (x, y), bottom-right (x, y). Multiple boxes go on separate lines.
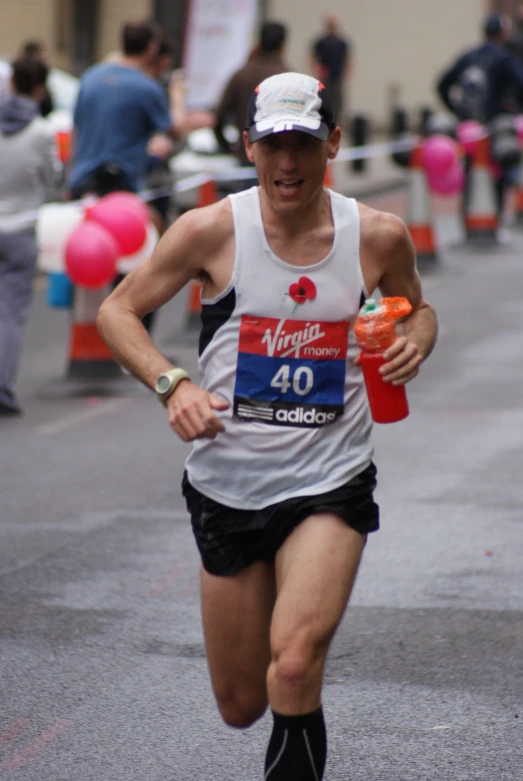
top-left (97, 204), bottom-right (231, 441)
top-left (366, 212), bottom-right (438, 385)
top-left (97, 206), bottom-right (217, 388)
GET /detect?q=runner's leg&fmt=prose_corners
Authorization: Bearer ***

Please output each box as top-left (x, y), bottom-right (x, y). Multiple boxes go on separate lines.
top-left (264, 512), bottom-right (366, 780)
top-left (201, 560), bottom-right (276, 728)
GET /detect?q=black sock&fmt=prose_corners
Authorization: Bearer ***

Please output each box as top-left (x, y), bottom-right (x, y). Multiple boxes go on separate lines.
top-left (264, 707), bottom-right (327, 780)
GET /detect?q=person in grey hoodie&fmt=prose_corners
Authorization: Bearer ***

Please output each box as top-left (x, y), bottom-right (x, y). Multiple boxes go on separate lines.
top-left (0, 56), bottom-right (57, 415)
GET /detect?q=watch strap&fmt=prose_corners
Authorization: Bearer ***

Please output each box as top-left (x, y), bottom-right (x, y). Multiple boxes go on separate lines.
top-left (155, 368), bottom-right (190, 405)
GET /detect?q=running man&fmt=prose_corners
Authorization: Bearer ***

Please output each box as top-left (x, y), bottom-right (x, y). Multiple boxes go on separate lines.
top-left (97, 72), bottom-right (438, 780)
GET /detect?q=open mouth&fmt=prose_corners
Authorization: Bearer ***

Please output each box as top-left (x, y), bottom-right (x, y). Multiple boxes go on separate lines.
top-left (274, 179), bottom-right (304, 196)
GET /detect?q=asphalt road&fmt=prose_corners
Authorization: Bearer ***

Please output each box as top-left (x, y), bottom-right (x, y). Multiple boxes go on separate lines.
top-left (1, 200), bottom-right (522, 780)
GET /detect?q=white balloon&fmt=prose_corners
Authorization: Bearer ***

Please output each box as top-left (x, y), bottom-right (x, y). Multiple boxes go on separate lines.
top-left (36, 202), bottom-right (85, 273)
top-left (116, 222), bottom-right (159, 274)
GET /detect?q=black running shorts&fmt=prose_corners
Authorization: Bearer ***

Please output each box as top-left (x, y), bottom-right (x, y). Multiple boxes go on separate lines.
top-left (182, 463), bottom-right (379, 576)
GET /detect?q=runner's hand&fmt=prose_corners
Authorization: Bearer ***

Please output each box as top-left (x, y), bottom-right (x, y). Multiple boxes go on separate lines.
top-left (166, 380), bottom-right (229, 441)
top-left (380, 336), bottom-right (422, 385)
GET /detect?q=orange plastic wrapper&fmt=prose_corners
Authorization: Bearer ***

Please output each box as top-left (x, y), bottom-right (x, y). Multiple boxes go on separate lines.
top-left (354, 296), bottom-right (412, 352)
top-left (380, 296), bottom-right (413, 320)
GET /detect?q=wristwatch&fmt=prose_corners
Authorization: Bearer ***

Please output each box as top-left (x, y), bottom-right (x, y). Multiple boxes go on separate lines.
top-left (154, 368), bottom-right (190, 405)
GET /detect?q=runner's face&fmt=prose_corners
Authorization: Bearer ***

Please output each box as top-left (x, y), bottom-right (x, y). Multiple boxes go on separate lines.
top-left (244, 129), bottom-right (341, 212)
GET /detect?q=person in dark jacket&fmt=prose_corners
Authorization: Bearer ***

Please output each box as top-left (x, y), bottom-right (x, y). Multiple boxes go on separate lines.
top-left (437, 13), bottom-right (523, 229)
top-left (437, 13), bottom-right (523, 123)
top-left (310, 16), bottom-right (351, 124)
top-left (213, 21), bottom-right (288, 168)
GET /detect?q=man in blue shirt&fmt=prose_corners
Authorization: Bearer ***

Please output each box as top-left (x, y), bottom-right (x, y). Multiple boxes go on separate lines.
top-left (69, 20), bottom-right (185, 198)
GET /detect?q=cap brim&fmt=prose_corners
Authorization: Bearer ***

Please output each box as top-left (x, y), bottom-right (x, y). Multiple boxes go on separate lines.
top-left (247, 122), bottom-right (331, 143)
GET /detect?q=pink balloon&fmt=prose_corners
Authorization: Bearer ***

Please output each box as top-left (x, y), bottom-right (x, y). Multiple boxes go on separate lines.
top-left (98, 191), bottom-right (150, 224)
top-left (65, 222), bottom-right (119, 287)
top-left (428, 163), bottom-right (465, 196)
top-left (421, 135), bottom-right (459, 177)
top-left (85, 196), bottom-right (148, 257)
top-left (457, 120), bottom-right (484, 156)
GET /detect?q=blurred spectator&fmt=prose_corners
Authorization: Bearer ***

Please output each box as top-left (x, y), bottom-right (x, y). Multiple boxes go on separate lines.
top-left (506, 2), bottom-right (523, 66)
top-left (17, 40), bottom-right (54, 117)
top-left (142, 33), bottom-right (214, 332)
top-left (0, 57), bottom-right (57, 415)
top-left (436, 13), bottom-right (523, 123)
top-left (142, 33), bottom-right (180, 335)
top-left (310, 15), bottom-right (351, 125)
top-left (437, 13), bottom-right (523, 226)
top-left (213, 20), bottom-right (288, 167)
top-left (144, 33), bottom-right (181, 232)
top-left (68, 19), bottom-right (187, 200)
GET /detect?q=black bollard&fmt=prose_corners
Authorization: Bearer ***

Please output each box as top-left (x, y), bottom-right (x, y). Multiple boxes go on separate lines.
top-left (391, 105), bottom-right (408, 138)
top-left (350, 114), bottom-right (369, 173)
top-left (418, 105), bottom-right (434, 137)
top-left (390, 105), bottom-right (411, 168)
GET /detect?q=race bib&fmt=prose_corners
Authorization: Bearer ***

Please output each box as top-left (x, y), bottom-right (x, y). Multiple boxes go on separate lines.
top-left (233, 316), bottom-right (349, 428)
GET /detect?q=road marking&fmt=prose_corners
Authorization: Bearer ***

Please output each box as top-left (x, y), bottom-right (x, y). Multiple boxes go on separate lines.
top-left (0, 718), bottom-right (33, 749)
top-left (0, 721), bottom-right (70, 771)
top-left (36, 397), bottom-right (131, 435)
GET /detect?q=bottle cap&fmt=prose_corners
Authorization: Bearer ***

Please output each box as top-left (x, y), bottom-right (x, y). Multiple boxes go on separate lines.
top-left (361, 298), bottom-right (378, 313)
top-left (355, 297), bottom-right (395, 351)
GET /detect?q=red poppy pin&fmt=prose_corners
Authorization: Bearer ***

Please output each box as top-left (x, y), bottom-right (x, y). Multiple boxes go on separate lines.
top-left (288, 277), bottom-right (317, 312)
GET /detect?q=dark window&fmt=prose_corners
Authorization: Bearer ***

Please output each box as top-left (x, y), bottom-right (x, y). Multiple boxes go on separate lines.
top-left (154, 0), bottom-right (190, 68)
top-left (71, 0), bottom-right (99, 75)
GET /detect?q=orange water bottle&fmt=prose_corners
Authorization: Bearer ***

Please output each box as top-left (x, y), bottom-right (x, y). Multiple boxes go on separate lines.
top-left (354, 296), bottom-right (412, 424)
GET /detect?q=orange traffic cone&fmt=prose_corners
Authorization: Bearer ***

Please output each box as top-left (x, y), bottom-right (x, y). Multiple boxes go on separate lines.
top-left (197, 178), bottom-right (217, 208)
top-left (68, 285), bottom-right (121, 379)
top-left (463, 136), bottom-right (498, 240)
top-left (406, 144), bottom-right (438, 263)
top-left (186, 279), bottom-right (202, 332)
top-left (183, 179), bottom-right (217, 334)
top-left (513, 161), bottom-right (523, 225)
top-left (55, 130), bottom-right (71, 164)
top-left (514, 185), bottom-right (523, 225)
top-left (323, 162), bottom-right (335, 189)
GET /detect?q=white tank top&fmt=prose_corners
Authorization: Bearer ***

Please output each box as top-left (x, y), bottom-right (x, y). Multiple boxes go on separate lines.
top-left (185, 187), bottom-right (373, 509)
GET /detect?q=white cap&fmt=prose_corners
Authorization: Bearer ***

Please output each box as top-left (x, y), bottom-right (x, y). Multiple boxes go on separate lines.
top-left (246, 72), bottom-right (336, 142)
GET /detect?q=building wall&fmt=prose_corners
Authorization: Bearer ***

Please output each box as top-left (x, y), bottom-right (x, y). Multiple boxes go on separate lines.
top-left (0, 0), bottom-right (153, 73)
top-left (0, 0), bottom-right (58, 63)
top-left (0, 0), bottom-right (498, 118)
top-left (96, 0), bottom-right (152, 62)
top-left (268, 0), bottom-right (489, 126)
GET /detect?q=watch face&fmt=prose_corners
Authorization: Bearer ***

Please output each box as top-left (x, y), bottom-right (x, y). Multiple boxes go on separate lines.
top-left (156, 375), bottom-right (172, 394)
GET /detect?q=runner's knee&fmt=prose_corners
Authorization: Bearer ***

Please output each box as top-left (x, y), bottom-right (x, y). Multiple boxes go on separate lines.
top-left (215, 687), bottom-right (268, 729)
top-left (269, 630), bottom-right (327, 693)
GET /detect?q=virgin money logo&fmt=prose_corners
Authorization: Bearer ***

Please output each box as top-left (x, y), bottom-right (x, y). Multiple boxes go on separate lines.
top-left (261, 319), bottom-right (326, 359)
top-left (239, 316), bottom-right (349, 361)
